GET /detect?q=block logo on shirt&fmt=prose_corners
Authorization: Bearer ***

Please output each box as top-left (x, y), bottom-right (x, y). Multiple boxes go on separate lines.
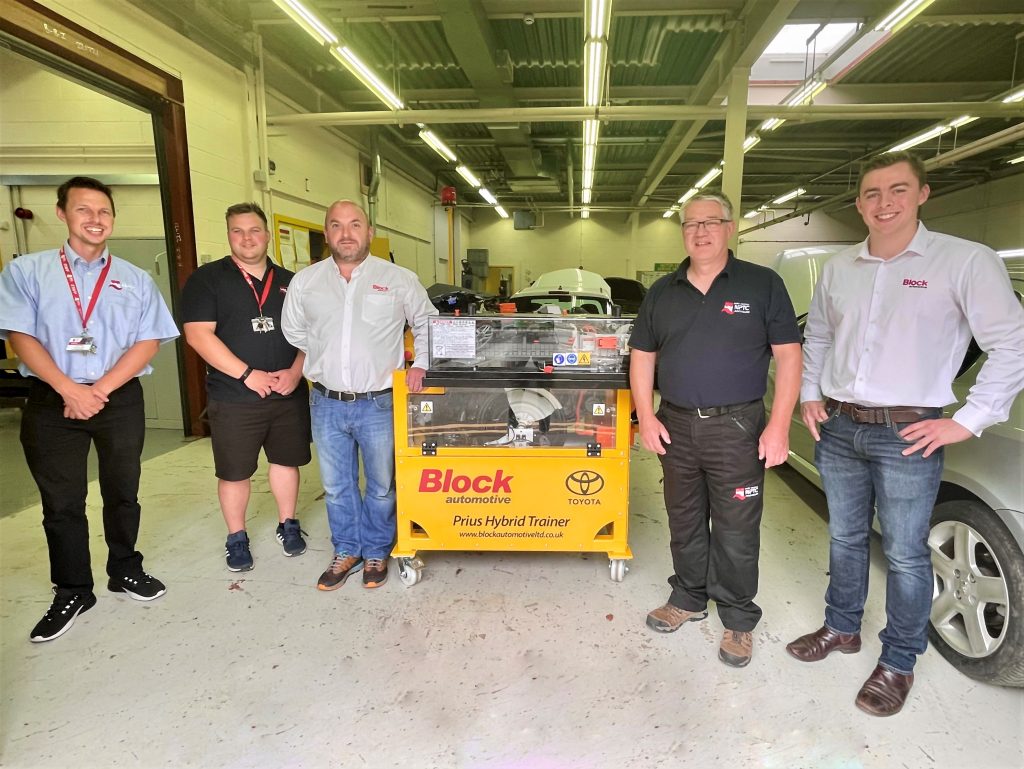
top-left (108, 279), bottom-right (123, 291)
top-left (371, 284), bottom-right (390, 293)
top-left (722, 301), bottom-right (751, 315)
top-left (902, 278), bottom-right (928, 288)
top-left (733, 485), bottom-right (760, 500)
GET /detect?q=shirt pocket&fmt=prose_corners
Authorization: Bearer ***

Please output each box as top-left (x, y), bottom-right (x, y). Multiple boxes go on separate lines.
top-left (361, 293), bottom-right (397, 324)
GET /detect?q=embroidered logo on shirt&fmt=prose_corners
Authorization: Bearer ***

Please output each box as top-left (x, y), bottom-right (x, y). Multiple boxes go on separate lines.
top-left (903, 278), bottom-right (928, 288)
top-left (108, 279), bottom-right (123, 290)
top-left (722, 301), bottom-right (751, 315)
top-left (279, 286), bottom-right (288, 294)
top-left (733, 485), bottom-right (760, 500)
top-left (371, 284), bottom-right (390, 292)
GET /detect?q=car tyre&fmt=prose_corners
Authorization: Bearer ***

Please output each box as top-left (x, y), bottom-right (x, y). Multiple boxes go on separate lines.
top-left (928, 500), bottom-right (1024, 687)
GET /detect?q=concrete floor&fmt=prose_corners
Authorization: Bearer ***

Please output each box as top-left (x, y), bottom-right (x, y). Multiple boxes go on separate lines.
top-left (1, 429), bottom-right (1022, 768)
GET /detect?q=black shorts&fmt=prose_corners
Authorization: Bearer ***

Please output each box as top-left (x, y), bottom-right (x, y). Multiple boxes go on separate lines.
top-left (207, 396), bottom-right (312, 481)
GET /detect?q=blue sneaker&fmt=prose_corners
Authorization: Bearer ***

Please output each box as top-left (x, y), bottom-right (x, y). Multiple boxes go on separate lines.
top-left (225, 531), bottom-right (254, 572)
top-left (276, 518), bottom-right (307, 557)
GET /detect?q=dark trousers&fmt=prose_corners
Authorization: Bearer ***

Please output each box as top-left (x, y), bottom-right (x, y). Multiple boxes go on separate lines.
top-left (20, 377), bottom-right (147, 594)
top-left (658, 399), bottom-right (766, 632)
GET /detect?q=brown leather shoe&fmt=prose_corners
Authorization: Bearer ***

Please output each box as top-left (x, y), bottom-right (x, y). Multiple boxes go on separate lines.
top-left (786, 625), bottom-right (861, 662)
top-left (855, 664), bottom-right (914, 716)
top-left (719, 630), bottom-right (753, 667)
top-left (645, 603), bottom-right (708, 633)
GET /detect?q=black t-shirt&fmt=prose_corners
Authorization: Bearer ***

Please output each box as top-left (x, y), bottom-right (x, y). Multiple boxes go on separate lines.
top-left (629, 253), bottom-right (800, 409)
top-left (180, 256), bottom-right (307, 402)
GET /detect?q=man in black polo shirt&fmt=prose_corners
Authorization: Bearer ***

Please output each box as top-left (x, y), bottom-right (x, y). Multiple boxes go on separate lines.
top-left (630, 192), bottom-right (802, 667)
top-left (181, 202), bottom-right (311, 571)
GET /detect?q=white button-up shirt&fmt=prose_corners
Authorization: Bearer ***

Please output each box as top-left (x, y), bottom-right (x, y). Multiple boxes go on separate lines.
top-left (801, 223), bottom-right (1024, 435)
top-left (281, 255), bottom-right (437, 392)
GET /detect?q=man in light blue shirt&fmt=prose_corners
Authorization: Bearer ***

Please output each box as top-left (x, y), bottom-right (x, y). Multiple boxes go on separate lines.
top-left (0, 176), bottom-right (179, 643)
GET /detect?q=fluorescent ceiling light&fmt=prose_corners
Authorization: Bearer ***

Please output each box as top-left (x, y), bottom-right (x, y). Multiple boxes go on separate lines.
top-left (948, 115), bottom-right (977, 129)
top-left (584, 40), bottom-right (607, 107)
top-left (742, 134), bottom-right (761, 153)
top-left (663, 206), bottom-right (680, 219)
top-left (1002, 87), bottom-right (1024, 104)
top-left (581, 208), bottom-right (591, 219)
top-left (271, 0), bottom-right (338, 45)
top-left (583, 119), bottom-right (600, 146)
top-left (677, 188), bottom-right (699, 205)
top-left (763, 23), bottom-right (859, 55)
top-left (759, 117), bottom-right (786, 133)
top-left (771, 188), bottom-right (805, 205)
top-left (331, 47), bottom-right (404, 110)
top-left (456, 165), bottom-right (482, 188)
top-left (586, 0), bottom-right (611, 39)
top-left (419, 129), bottom-right (457, 163)
top-left (694, 166), bottom-right (723, 190)
top-left (479, 188), bottom-right (498, 206)
top-left (875, 0), bottom-right (937, 33)
top-left (743, 209), bottom-right (762, 219)
top-left (890, 124), bottom-right (951, 152)
top-left (1007, 154), bottom-right (1024, 165)
top-left (996, 248), bottom-right (1024, 258)
top-left (784, 79), bottom-right (827, 107)
top-left (581, 188), bottom-right (593, 205)
top-left (495, 206), bottom-right (510, 219)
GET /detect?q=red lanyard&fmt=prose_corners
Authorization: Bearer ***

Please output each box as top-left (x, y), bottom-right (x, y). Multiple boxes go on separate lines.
top-left (60, 246), bottom-right (112, 333)
top-left (235, 261), bottom-right (274, 315)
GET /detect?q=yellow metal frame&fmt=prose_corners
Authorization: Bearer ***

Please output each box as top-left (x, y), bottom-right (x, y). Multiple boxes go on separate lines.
top-left (272, 213), bottom-right (323, 267)
top-left (392, 369), bottom-right (633, 562)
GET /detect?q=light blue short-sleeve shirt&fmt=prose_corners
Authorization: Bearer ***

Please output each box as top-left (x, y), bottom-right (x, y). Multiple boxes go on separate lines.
top-left (0, 241), bottom-right (179, 382)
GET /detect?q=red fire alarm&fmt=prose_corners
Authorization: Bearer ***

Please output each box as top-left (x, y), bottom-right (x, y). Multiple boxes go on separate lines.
top-left (440, 186), bottom-right (457, 205)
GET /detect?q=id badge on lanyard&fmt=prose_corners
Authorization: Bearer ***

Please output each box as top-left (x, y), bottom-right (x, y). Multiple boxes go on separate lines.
top-left (60, 247), bottom-right (110, 354)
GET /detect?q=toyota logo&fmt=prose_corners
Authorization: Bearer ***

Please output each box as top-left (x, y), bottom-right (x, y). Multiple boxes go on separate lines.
top-left (565, 470), bottom-right (604, 496)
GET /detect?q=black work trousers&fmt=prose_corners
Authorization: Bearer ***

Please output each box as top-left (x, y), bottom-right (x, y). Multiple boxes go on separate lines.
top-left (658, 399), bottom-right (766, 632)
top-left (20, 377), bottom-right (147, 595)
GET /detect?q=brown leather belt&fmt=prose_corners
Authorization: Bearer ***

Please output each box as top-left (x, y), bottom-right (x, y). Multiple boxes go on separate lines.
top-left (825, 398), bottom-right (934, 425)
top-left (313, 382), bottom-right (392, 402)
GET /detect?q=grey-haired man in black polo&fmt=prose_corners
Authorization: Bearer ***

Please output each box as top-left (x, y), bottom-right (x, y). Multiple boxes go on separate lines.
top-left (630, 192), bottom-right (802, 668)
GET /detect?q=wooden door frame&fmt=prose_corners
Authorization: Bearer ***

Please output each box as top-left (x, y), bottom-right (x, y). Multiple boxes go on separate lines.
top-left (1, 0), bottom-right (207, 435)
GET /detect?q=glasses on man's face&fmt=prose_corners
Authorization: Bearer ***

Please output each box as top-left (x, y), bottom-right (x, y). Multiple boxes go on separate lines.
top-left (682, 218), bottom-right (730, 233)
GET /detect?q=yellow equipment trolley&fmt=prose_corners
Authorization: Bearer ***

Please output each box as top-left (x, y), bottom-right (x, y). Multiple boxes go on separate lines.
top-left (392, 314), bottom-right (635, 585)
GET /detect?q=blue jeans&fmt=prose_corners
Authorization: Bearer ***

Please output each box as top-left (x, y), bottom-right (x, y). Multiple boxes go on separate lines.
top-left (815, 409), bottom-right (943, 674)
top-left (309, 388), bottom-right (396, 560)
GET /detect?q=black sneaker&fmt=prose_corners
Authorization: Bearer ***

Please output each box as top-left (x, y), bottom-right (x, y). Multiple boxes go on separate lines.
top-left (276, 519), bottom-right (307, 557)
top-left (226, 530), bottom-right (254, 572)
top-left (107, 571), bottom-right (166, 601)
top-left (30, 590), bottom-right (97, 643)
top-left (317, 553), bottom-right (362, 591)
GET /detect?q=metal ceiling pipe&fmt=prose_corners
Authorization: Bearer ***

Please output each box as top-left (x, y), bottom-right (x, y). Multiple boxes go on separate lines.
top-left (268, 103), bottom-right (1022, 127)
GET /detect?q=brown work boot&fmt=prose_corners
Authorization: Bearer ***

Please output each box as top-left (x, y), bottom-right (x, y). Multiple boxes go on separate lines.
top-left (362, 558), bottom-right (389, 588)
top-left (317, 553), bottom-right (363, 591)
top-left (719, 629), bottom-right (754, 667)
top-left (786, 625), bottom-right (862, 662)
top-left (645, 603), bottom-right (708, 633)
top-left (855, 664), bottom-right (914, 717)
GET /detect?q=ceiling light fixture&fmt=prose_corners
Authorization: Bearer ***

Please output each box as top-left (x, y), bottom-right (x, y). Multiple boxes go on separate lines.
top-left (694, 166), bottom-right (723, 190)
top-left (759, 117), bottom-right (786, 133)
top-left (419, 129), bottom-right (457, 163)
top-left (479, 188), bottom-right (498, 206)
top-left (581, 188), bottom-right (593, 205)
top-left (1007, 154), bottom-right (1024, 165)
top-left (784, 78), bottom-right (827, 107)
top-left (456, 165), bottom-right (482, 188)
top-left (889, 124), bottom-right (951, 152)
top-left (771, 188), bottom-right (806, 205)
top-left (581, 207), bottom-right (591, 219)
top-left (495, 206), bottom-right (510, 219)
top-left (948, 115), bottom-right (977, 129)
top-left (1002, 87), bottom-right (1024, 104)
top-left (677, 188), bottom-right (699, 205)
top-left (663, 206), bottom-right (680, 219)
top-left (587, 0), bottom-right (611, 39)
top-left (271, 0), bottom-right (338, 45)
top-left (583, 40), bottom-right (607, 108)
top-left (874, 0), bottom-right (937, 33)
top-left (742, 134), bottom-right (761, 153)
top-left (331, 46), bottom-right (404, 110)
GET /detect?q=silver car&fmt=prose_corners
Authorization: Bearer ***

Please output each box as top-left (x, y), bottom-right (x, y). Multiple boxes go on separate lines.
top-left (768, 248), bottom-right (1024, 687)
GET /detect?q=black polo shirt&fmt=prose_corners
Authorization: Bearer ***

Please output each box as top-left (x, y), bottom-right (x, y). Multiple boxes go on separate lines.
top-left (180, 256), bottom-right (307, 403)
top-left (629, 252), bottom-right (800, 409)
